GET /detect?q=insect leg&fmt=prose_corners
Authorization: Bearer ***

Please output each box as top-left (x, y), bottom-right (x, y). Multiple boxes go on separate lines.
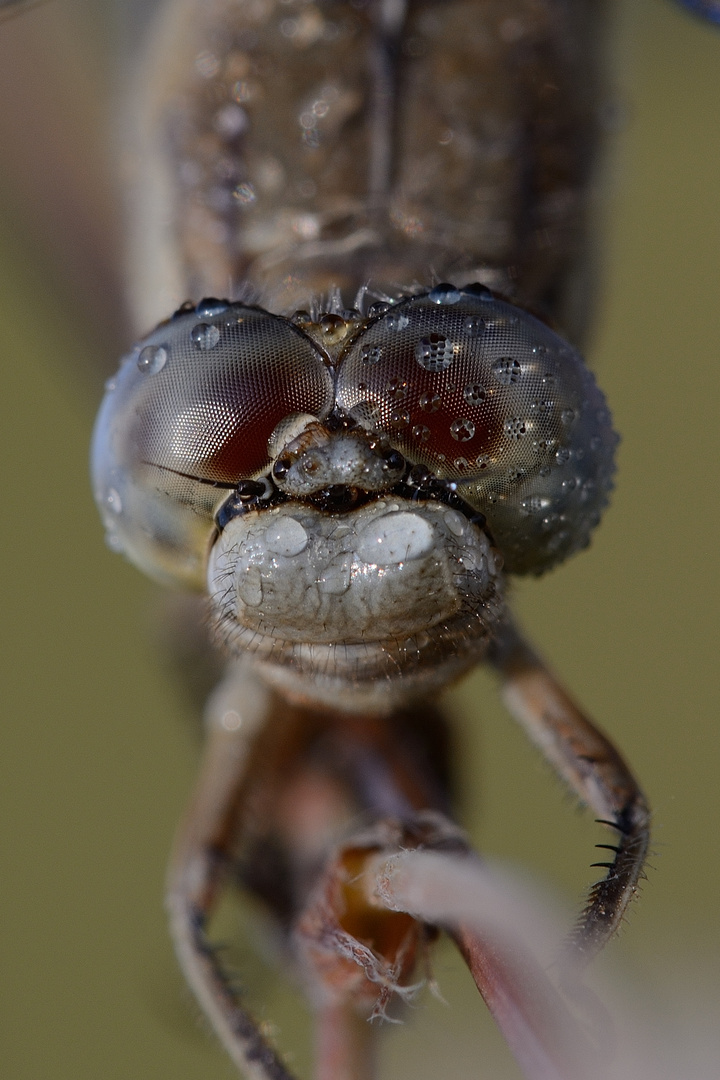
top-left (489, 621), bottom-right (650, 965)
top-left (165, 666), bottom-right (298, 1080)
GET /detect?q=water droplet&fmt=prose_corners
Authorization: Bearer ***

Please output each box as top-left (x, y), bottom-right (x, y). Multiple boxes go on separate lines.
top-left (238, 567), bottom-right (263, 608)
top-left (503, 417), bottom-right (527, 440)
top-left (487, 490), bottom-right (499, 504)
top-left (491, 357), bottom-right (521, 384)
top-left (555, 447), bottom-right (571, 465)
top-left (291, 309), bottom-right (312, 326)
top-left (474, 453), bottom-right (490, 469)
top-left (106, 488), bottom-right (122, 514)
top-left (191, 322), bottom-right (221, 349)
top-left (382, 449), bottom-right (405, 472)
top-left (408, 464), bottom-right (431, 486)
top-left (232, 79), bottom-right (253, 103)
top-left (368, 301), bottom-right (390, 317)
top-left (428, 283), bottom-right (461, 304)
top-left (450, 418), bottom-right (475, 442)
top-left (561, 477), bottom-right (577, 491)
top-left (532, 438), bottom-right (555, 455)
top-left (389, 409), bottom-right (411, 429)
top-left (292, 212), bottom-right (320, 239)
top-left (419, 391), bottom-right (441, 413)
top-left (356, 511), bottom-right (434, 565)
top-left (463, 383), bottom-right (486, 406)
top-left (233, 182), bottom-right (256, 204)
top-left (416, 334), bottom-right (455, 372)
top-left (561, 408), bottom-right (576, 425)
top-left (105, 531), bottom-right (124, 554)
top-left (463, 314), bottom-right (486, 337)
top-left (385, 310), bottom-right (409, 331)
top-left (318, 313), bottom-right (347, 340)
top-left (221, 710), bottom-right (243, 731)
top-left (104, 377), bottom-right (117, 392)
top-left (454, 457), bottom-right (471, 471)
top-left (590, 435), bottom-right (602, 452)
top-left (264, 517), bottom-right (309, 557)
top-left (412, 424), bottom-right (430, 441)
top-left (360, 343), bottom-right (383, 364)
top-left (443, 509), bottom-right (466, 536)
top-left (386, 377), bottom-right (408, 400)
top-left (463, 282), bottom-right (494, 300)
top-left (521, 496), bottom-right (547, 515)
top-left (196, 298), bottom-right (228, 317)
top-left (137, 344), bottom-right (167, 374)
top-left (214, 103), bottom-right (248, 138)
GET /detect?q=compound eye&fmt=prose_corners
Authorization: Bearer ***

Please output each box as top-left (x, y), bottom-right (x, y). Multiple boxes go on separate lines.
top-left (92, 302), bottom-right (333, 587)
top-left (336, 286), bottom-right (618, 574)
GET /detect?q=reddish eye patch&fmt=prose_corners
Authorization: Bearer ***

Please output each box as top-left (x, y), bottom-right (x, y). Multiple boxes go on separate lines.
top-left (131, 309), bottom-right (334, 484)
top-left (91, 301), bottom-right (334, 587)
top-left (336, 288), bottom-right (618, 575)
top-left (337, 291), bottom-right (560, 483)
top-left (337, 316), bottom-right (510, 476)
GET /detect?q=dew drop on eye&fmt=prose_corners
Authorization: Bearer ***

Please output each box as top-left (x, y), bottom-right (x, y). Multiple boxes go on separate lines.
top-left (415, 334), bottom-right (455, 372)
top-left (91, 302), bottom-right (334, 588)
top-left (428, 283), bottom-right (462, 305)
top-left (335, 288), bottom-right (618, 575)
top-left (137, 344), bottom-right (167, 373)
top-left (463, 383), bottom-right (486, 406)
top-left (491, 357), bottom-right (522, 385)
top-left (191, 322), bottom-right (221, 349)
top-left (450, 418), bottom-right (475, 442)
top-left (361, 343), bottom-right (383, 364)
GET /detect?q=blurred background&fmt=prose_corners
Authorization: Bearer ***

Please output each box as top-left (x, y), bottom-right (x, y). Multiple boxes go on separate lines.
top-left (1, 1), bottom-right (718, 1077)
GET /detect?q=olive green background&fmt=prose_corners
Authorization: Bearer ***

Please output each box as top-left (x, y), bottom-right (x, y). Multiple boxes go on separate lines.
top-left (1, 1), bottom-right (718, 1077)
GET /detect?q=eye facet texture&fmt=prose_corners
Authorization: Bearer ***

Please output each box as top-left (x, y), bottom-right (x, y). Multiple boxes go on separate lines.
top-left (91, 302), bottom-right (333, 587)
top-left (92, 288), bottom-right (617, 586)
top-left (336, 291), bottom-right (618, 574)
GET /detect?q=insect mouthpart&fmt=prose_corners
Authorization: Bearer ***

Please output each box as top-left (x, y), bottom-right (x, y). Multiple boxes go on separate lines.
top-left (269, 416), bottom-right (407, 499)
